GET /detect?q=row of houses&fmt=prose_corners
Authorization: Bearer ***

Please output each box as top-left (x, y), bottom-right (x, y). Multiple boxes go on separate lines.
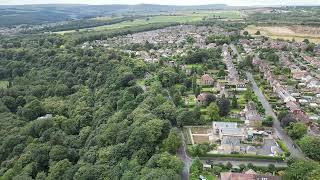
top-left (222, 44), bottom-right (247, 91)
top-left (253, 56), bottom-right (320, 135)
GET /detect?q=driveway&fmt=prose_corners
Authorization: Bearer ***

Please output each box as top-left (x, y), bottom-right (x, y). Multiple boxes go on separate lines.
top-left (246, 72), bottom-right (305, 158)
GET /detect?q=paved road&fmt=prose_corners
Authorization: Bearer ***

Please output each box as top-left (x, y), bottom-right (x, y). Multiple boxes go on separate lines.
top-left (246, 72), bottom-right (305, 159)
top-left (177, 131), bottom-right (192, 180)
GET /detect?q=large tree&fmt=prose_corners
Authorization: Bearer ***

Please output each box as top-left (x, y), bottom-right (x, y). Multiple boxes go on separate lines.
top-left (299, 136), bottom-right (320, 161)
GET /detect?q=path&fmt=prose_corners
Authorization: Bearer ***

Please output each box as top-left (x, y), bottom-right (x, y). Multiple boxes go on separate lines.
top-left (246, 72), bottom-right (305, 158)
top-left (177, 130), bottom-right (193, 180)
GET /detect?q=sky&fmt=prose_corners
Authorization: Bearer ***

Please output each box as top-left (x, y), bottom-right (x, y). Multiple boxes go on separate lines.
top-left (0, 0), bottom-right (319, 6)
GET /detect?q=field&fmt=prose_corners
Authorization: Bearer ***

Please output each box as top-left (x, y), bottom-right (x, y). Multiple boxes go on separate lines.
top-left (0, 80), bottom-right (9, 89)
top-left (245, 25), bottom-right (320, 43)
top-left (56, 11), bottom-right (241, 34)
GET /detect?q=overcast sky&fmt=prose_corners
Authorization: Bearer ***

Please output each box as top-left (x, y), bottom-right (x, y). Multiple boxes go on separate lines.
top-left (0, 0), bottom-right (319, 6)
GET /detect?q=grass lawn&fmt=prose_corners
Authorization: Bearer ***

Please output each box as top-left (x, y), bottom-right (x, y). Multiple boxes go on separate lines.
top-left (201, 87), bottom-right (214, 92)
top-left (0, 80), bottom-right (9, 89)
top-left (186, 64), bottom-right (203, 68)
top-left (190, 174), bottom-right (216, 180)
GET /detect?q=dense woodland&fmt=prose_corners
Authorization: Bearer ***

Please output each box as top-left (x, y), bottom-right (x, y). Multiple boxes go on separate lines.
top-left (0, 34), bottom-right (186, 179)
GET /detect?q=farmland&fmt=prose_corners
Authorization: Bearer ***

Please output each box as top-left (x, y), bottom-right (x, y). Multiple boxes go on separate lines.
top-left (245, 25), bottom-right (320, 43)
top-left (56, 11), bottom-right (241, 34)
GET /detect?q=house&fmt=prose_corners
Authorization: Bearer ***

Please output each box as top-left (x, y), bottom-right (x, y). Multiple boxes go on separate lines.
top-left (213, 122), bottom-right (245, 140)
top-left (201, 74), bottom-right (214, 85)
top-left (246, 146), bottom-right (257, 155)
top-left (236, 82), bottom-right (247, 91)
top-left (218, 136), bottom-right (241, 154)
top-left (219, 170), bottom-right (281, 180)
top-left (243, 102), bottom-right (262, 127)
top-left (196, 93), bottom-right (208, 105)
top-left (37, 114), bottom-right (53, 120)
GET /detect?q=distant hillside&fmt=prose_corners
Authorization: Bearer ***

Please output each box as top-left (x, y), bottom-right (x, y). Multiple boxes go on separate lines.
top-left (0, 4), bottom-right (228, 26)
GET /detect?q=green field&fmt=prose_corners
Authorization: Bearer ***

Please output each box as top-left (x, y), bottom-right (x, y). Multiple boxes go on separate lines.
top-left (56, 11), bottom-right (241, 34)
top-left (0, 80), bottom-right (9, 89)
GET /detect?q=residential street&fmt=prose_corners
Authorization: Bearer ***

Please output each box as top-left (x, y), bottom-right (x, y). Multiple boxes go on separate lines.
top-left (177, 131), bottom-right (192, 180)
top-left (246, 72), bottom-right (305, 158)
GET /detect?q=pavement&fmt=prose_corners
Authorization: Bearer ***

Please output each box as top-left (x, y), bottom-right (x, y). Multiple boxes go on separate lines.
top-left (246, 72), bottom-right (305, 159)
top-left (177, 130), bottom-right (193, 180)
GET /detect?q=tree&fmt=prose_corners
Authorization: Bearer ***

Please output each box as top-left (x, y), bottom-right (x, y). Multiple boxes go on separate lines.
top-left (162, 128), bottom-right (182, 154)
top-left (243, 31), bottom-right (249, 36)
top-left (207, 103), bottom-right (220, 121)
top-left (226, 162), bottom-right (233, 169)
top-left (231, 95), bottom-right (238, 109)
top-left (266, 53), bottom-right (279, 63)
top-left (306, 43), bottom-right (316, 52)
top-left (283, 159), bottom-right (319, 180)
top-left (47, 159), bottom-right (72, 180)
top-left (190, 158), bottom-right (203, 179)
top-left (204, 94), bottom-right (216, 106)
top-left (211, 166), bottom-right (222, 175)
top-left (193, 105), bottom-right (201, 120)
top-left (280, 113), bottom-right (296, 128)
top-left (217, 69), bottom-right (227, 77)
top-left (303, 39), bottom-right (310, 44)
top-left (255, 31), bottom-right (261, 35)
top-left (268, 164), bottom-right (276, 173)
top-left (287, 122), bottom-right (307, 140)
top-left (176, 109), bottom-right (196, 127)
top-left (217, 97), bottom-right (230, 117)
top-left (278, 110), bottom-right (288, 121)
top-left (262, 115), bottom-right (273, 127)
top-left (186, 35), bottom-right (195, 44)
top-left (299, 136), bottom-right (320, 161)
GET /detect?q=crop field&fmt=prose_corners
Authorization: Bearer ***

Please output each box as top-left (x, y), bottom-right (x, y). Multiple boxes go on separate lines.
top-left (57, 10), bottom-right (241, 34)
top-left (245, 25), bottom-right (320, 43)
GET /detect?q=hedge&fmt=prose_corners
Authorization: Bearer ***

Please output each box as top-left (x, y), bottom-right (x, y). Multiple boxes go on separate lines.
top-left (199, 153), bottom-right (284, 161)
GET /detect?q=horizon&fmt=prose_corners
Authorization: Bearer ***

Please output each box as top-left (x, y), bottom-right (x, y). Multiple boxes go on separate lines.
top-left (1, 0), bottom-right (320, 6)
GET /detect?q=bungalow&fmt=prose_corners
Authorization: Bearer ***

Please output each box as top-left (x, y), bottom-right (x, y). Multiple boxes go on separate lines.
top-left (201, 74), bottom-right (214, 86)
top-left (246, 146), bottom-right (257, 155)
top-left (243, 102), bottom-right (262, 127)
top-left (218, 136), bottom-right (241, 154)
top-left (220, 170), bottom-right (281, 180)
top-left (213, 122), bottom-right (245, 140)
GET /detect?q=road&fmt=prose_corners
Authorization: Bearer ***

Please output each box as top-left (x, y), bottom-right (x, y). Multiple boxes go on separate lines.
top-left (177, 131), bottom-right (192, 180)
top-left (246, 72), bottom-right (305, 159)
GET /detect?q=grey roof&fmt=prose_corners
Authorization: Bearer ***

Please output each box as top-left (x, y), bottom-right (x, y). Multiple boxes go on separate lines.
top-left (221, 137), bottom-right (241, 146)
top-left (246, 146), bottom-right (257, 152)
top-left (214, 122), bottom-right (237, 129)
top-left (221, 127), bottom-right (242, 134)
